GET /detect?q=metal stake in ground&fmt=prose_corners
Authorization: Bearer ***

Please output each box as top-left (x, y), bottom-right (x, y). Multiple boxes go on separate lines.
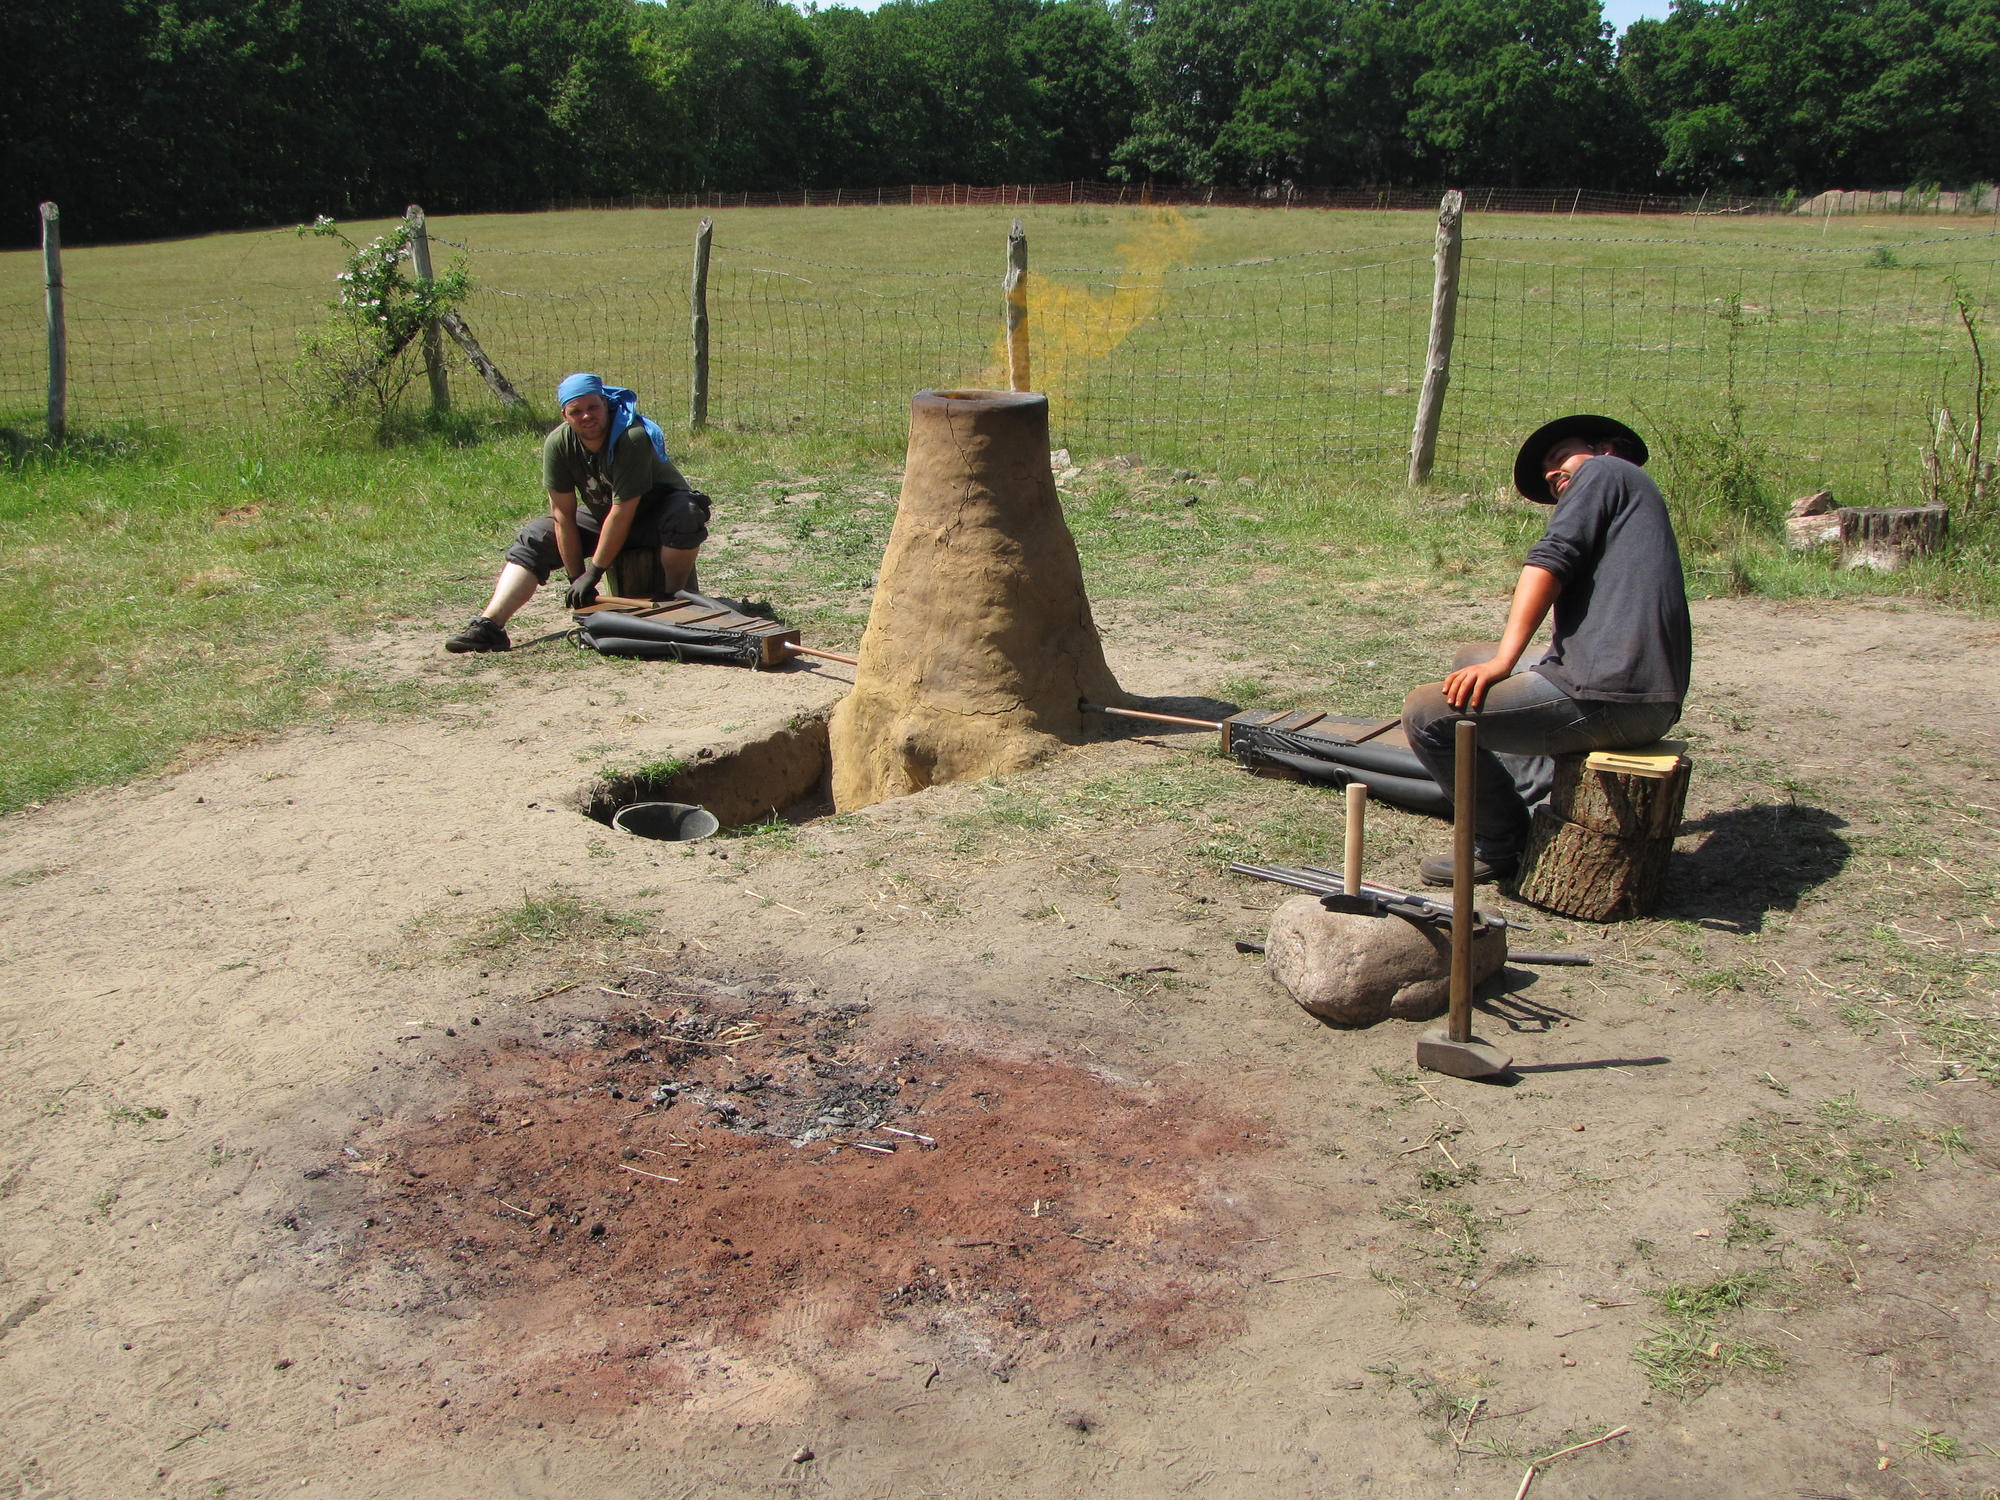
top-left (1417, 719), bottom-right (1512, 1079)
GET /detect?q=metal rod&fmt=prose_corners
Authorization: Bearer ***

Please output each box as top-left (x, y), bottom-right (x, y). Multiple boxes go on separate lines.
top-left (1448, 719), bottom-right (1476, 1045)
top-left (790, 643), bottom-right (859, 666)
top-left (1506, 952), bottom-right (1593, 967)
top-left (1082, 702), bottom-right (1224, 731)
top-left (1296, 865), bottom-right (1520, 928)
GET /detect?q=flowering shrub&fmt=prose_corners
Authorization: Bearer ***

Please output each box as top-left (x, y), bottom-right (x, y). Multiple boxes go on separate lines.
top-left (292, 216), bottom-right (472, 417)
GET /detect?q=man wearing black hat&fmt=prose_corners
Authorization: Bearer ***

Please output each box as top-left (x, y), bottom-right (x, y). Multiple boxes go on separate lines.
top-left (1400, 415), bottom-right (1692, 885)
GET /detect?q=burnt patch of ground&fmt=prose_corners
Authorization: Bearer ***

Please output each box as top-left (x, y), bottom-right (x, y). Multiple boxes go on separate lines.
top-left (330, 974), bottom-right (1273, 1407)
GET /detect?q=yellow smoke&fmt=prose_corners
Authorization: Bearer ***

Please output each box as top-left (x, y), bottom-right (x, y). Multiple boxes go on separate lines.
top-left (977, 208), bottom-right (1203, 401)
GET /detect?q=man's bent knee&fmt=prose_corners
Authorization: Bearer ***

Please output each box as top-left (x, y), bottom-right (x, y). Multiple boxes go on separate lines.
top-left (1402, 683), bottom-right (1455, 740)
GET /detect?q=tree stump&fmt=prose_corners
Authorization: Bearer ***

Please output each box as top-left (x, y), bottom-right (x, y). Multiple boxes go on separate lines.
top-left (1510, 749), bottom-right (1691, 921)
top-left (607, 547), bottom-right (665, 601)
top-left (827, 389), bottom-right (1126, 811)
top-left (1839, 505), bottom-right (1947, 572)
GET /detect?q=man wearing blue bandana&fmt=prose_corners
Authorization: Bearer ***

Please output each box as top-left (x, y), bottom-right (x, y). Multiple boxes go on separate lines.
top-left (445, 373), bottom-right (711, 652)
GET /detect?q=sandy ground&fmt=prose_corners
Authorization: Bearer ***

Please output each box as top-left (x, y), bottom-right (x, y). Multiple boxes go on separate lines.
top-left (2, 597), bottom-right (1997, 1499)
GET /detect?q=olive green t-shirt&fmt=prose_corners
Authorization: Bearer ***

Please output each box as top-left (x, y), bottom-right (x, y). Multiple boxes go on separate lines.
top-left (541, 424), bottom-right (691, 524)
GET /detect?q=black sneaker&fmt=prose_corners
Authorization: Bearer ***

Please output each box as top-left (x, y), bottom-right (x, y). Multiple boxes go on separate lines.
top-left (1419, 850), bottom-right (1516, 887)
top-left (445, 616), bottom-right (510, 653)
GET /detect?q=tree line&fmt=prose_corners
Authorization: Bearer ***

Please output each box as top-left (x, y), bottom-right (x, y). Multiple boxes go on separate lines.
top-left (7, 0), bottom-right (1995, 247)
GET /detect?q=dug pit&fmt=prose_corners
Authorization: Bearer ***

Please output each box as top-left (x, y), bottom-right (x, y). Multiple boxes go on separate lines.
top-left (313, 972), bottom-right (1273, 1415)
top-left (579, 710), bottom-right (832, 834)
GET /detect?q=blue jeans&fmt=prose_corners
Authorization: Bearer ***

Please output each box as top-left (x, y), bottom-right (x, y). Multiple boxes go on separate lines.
top-left (1401, 644), bottom-right (1680, 862)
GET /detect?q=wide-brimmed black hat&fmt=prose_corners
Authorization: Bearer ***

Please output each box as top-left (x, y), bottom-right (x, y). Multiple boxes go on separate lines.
top-left (1512, 414), bottom-right (1648, 503)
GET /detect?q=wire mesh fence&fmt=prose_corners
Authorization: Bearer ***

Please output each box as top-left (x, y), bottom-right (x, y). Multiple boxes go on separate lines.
top-left (539, 180), bottom-right (2000, 220)
top-left (1440, 247), bottom-right (2000, 498)
top-left (1, 207), bottom-right (1994, 508)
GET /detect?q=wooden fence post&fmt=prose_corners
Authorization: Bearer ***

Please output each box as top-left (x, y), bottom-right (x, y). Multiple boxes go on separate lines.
top-left (41, 202), bottom-right (65, 442)
top-left (1408, 189), bottom-right (1464, 485)
top-left (1005, 218), bottom-right (1030, 392)
top-left (404, 205), bottom-right (450, 415)
top-left (690, 216), bottom-right (712, 429)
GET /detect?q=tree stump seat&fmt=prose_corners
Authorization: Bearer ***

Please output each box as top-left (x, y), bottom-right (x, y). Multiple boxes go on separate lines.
top-left (607, 548), bottom-right (666, 601)
top-left (1508, 741), bottom-right (1691, 922)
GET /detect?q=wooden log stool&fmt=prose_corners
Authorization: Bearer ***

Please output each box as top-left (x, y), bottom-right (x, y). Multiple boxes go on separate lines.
top-left (1509, 742), bottom-right (1691, 922)
top-left (606, 548), bottom-right (667, 601)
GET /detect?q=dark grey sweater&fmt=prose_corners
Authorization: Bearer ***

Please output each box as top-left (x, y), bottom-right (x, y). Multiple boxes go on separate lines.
top-left (1522, 456), bottom-right (1691, 705)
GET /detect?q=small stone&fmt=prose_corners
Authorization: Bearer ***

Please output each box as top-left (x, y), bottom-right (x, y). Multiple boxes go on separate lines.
top-left (790, 1447), bottom-right (814, 1463)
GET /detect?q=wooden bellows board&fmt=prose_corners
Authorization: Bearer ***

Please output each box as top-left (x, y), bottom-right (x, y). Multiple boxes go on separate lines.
top-left (1218, 708), bottom-right (1409, 755)
top-left (573, 595), bottom-right (802, 670)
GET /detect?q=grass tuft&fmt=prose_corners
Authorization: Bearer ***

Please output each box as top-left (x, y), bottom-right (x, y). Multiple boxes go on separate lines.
top-left (468, 891), bottom-right (648, 951)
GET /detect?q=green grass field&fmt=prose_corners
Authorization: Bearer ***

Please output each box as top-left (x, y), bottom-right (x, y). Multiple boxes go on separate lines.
top-left (1, 203), bottom-right (1996, 816)
top-left (3, 203), bottom-right (1995, 496)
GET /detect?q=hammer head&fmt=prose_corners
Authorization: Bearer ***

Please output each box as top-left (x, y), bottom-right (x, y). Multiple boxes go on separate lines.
top-left (1317, 892), bottom-right (1384, 918)
top-left (1416, 1027), bottom-right (1512, 1079)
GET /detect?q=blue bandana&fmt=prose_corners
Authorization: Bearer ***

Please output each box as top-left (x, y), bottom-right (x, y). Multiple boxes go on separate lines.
top-left (556, 372), bottom-right (603, 407)
top-left (556, 373), bottom-right (668, 462)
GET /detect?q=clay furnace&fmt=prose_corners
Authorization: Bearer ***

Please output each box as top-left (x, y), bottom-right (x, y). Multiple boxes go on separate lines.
top-left (830, 389), bottom-right (1126, 811)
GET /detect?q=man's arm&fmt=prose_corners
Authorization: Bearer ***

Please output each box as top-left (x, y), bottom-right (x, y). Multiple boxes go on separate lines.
top-left (589, 498), bottom-right (638, 571)
top-left (549, 491), bottom-right (587, 579)
top-left (1443, 565), bottom-right (1562, 710)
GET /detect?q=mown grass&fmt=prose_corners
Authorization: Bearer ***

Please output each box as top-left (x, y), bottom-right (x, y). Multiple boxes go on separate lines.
top-left (1, 203), bottom-right (1992, 503)
top-left (1632, 1270), bottom-right (1788, 1398)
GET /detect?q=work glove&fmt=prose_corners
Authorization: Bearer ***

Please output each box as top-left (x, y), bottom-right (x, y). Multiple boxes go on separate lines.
top-left (564, 561), bottom-right (605, 611)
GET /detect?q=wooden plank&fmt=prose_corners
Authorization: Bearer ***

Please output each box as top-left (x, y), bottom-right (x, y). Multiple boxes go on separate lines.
top-left (1583, 740), bottom-right (1686, 779)
top-left (756, 629), bottom-right (802, 668)
top-left (1351, 717), bottom-right (1400, 744)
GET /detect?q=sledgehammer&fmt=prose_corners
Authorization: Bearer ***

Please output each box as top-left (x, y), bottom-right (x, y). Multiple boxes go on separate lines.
top-left (1416, 719), bottom-right (1512, 1080)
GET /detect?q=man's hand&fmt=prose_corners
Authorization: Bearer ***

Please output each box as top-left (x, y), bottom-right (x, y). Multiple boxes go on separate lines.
top-left (564, 561), bottom-right (605, 611)
top-left (1443, 657), bottom-right (1515, 712)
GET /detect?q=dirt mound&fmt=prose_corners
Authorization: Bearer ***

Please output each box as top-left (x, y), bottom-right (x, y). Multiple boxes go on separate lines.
top-left (329, 974), bottom-right (1272, 1410)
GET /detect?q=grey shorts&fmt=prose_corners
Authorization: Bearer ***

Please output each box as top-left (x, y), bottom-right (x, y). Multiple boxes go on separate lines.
top-left (503, 488), bottom-right (711, 582)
